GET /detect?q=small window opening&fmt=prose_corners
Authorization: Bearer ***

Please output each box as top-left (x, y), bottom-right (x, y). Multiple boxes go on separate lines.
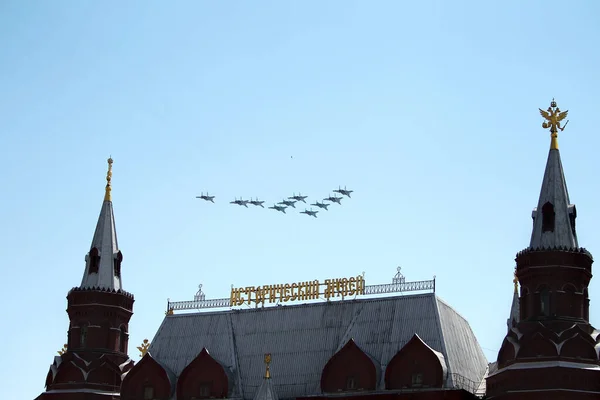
top-left (411, 373), bottom-right (423, 387)
top-left (198, 383), bottom-right (211, 398)
top-left (540, 288), bottom-right (550, 316)
top-left (346, 376), bottom-right (356, 390)
top-left (119, 326), bottom-right (127, 353)
top-left (114, 251), bottom-right (122, 277)
top-left (143, 385), bottom-right (154, 400)
top-left (541, 202), bottom-right (555, 233)
top-left (80, 325), bottom-right (88, 347)
top-left (89, 248), bottom-right (100, 274)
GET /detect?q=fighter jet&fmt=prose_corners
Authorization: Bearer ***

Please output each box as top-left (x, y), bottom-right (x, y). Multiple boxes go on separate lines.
top-left (289, 193), bottom-right (308, 203)
top-left (311, 201), bottom-right (329, 210)
top-left (333, 186), bottom-right (353, 198)
top-left (269, 204), bottom-right (287, 214)
top-left (230, 197), bottom-right (249, 207)
top-left (249, 198), bottom-right (265, 208)
top-left (300, 209), bottom-right (318, 218)
top-left (324, 194), bottom-right (343, 204)
top-left (278, 199), bottom-right (297, 208)
top-left (195, 192), bottom-right (215, 203)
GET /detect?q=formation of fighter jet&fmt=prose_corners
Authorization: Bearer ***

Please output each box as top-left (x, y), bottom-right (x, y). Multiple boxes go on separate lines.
top-left (333, 186), bottom-right (353, 198)
top-left (311, 201), bottom-right (329, 210)
top-left (195, 186), bottom-right (353, 220)
top-left (300, 209), bottom-right (319, 218)
top-left (230, 198), bottom-right (249, 207)
top-left (249, 198), bottom-right (265, 208)
top-left (196, 192), bottom-right (215, 203)
top-left (278, 199), bottom-right (297, 208)
top-left (289, 193), bottom-right (308, 203)
top-left (324, 194), bottom-right (343, 204)
top-left (269, 204), bottom-right (287, 214)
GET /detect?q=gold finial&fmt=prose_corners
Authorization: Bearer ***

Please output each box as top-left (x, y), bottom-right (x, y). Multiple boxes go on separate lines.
top-left (513, 273), bottom-right (519, 294)
top-left (57, 343), bottom-right (68, 356)
top-left (539, 99), bottom-right (569, 150)
top-left (165, 308), bottom-right (174, 316)
top-left (264, 353), bottom-right (272, 379)
top-left (104, 157), bottom-right (113, 201)
top-left (137, 339), bottom-right (150, 358)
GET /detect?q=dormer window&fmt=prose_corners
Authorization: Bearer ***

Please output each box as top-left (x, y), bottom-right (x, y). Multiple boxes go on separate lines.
top-left (346, 376), bottom-right (356, 390)
top-left (568, 205), bottom-right (577, 235)
top-left (89, 248), bottom-right (100, 274)
top-left (411, 372), bottom-right (423, 387)
top-left (198, 383), bottom-right (211, 398)
top-left (143, 385), bottom-right (154, 400)
top-left (541, 202), bottom-right (555, 233)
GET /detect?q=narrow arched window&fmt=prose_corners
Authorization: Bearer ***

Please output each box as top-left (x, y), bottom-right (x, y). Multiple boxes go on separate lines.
top-left (346, 376), bottom-right (356, 390)
top-left (80, 324), bottom-right (88, 347)
top-left (89, 248), bottom-right (100, 274)
top-left (119, 326), bottom-right (127, 353)
top-left (540, 288), bottom-right (550, 316)
top-left (114, 251), bottom-right (123, 278)
top-left (541, 202), bottom-right (555, 233)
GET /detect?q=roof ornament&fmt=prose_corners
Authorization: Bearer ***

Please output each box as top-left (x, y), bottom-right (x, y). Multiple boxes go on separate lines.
top-left (513, 272), bottom-right (519, 294)
top-left (57, 343), bottom-right (68, 356)
top-left (137, 339), bottom-right (150, 358)
top-left (539, 99), bottom-right (569, 150)
top-left (194, 284), bottom-right (206, 302)
top-left (104, 157), bottom-right (113, 201)
top-left (264, 353), bottom-right (272, 379)
top-left (393, 266), bottom-right (406, 284)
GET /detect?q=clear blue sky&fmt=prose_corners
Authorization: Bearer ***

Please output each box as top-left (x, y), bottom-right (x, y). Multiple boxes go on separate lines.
top-left (1, 1), bottom-right (599, 398)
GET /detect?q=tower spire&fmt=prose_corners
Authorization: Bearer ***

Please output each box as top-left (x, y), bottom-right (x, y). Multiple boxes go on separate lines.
top-left (529, 100), bottom-right (577, 249)
top-left (80, 157), bottom-right (123, 290)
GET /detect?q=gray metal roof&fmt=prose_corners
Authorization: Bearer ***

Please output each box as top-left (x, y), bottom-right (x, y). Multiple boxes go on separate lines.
top-left (529, 148), bottom-right (578, 249)
top-left (80, 199), bottom-right (123, 290)
top-left (148, 293), bottom-right (487, 400)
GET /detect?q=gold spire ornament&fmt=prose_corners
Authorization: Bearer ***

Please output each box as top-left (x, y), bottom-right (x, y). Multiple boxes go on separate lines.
top-left (57, 343), bottom-right (68, 356)
top-left (137, 339), bottom-right (150, 358)
top-left (264, 353), bottom-right (272, 379)
top-left (539, 99), bottom-right (569, 150)
top-left (104, 157), bottom-right (113, 201)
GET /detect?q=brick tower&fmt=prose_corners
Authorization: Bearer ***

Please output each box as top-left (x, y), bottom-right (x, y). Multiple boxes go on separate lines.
top-left (36, 158), bottom-right (134, 400)
top-left (486, 100), bottom-right (600, 399)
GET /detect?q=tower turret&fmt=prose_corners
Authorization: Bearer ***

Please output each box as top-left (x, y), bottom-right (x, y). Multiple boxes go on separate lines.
top-left (486, 101), bottom-right (600, 399)
top-left (36, 158), bottom-right (134, 400)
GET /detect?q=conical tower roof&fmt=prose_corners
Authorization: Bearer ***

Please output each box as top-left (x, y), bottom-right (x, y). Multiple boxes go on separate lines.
top-left (80, 158), bottom-right (123, 290)
top-left (530, 100), bottom-right (577, 250)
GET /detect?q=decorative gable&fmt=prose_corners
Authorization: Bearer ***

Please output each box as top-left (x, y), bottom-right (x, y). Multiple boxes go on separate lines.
top-left (320, 339), bottom-right (377, 393)
top-left (177, 348), bottom-right (230, 400)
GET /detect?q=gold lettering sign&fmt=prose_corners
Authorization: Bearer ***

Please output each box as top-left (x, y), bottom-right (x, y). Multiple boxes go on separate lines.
top-left (230, 276), bottom-right (365, 307)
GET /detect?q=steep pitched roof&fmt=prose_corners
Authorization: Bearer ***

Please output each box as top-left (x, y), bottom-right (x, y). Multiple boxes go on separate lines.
top-left (529, 148), bottom-right (578, 249)
top-left (80, 158), bottom-right (123, 290)
top-left (147, 293), bottom-right (487, 399)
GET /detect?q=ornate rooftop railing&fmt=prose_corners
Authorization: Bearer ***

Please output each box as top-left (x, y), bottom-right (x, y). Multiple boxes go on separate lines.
top-left (166, 267), bottom-right (435, 313)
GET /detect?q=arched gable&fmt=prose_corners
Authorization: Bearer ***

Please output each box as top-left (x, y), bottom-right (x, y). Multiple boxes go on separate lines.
top-left (177, 348), bottom-right (230, 400)
top-left (385, 334), bottom-right (446, 389)
top-left (321, 339), bottom-right (377, 393)
top-left (560, 334), bottom-right (597, 360)
top-left (121, 352), bottom-right (173, 400)
top-left (517, 332), bottom-right (558, 358)
top-left (497, 337), bottom-right (518, 368)
top-left (87, 361), bottom-right (123, 387)
top-left (53, 361), bottom-right (86, 385)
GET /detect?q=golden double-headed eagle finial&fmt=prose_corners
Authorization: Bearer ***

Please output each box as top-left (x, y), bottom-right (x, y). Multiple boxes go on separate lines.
top-left (539, 99), bottom-right (569, 150)
top-left (57, 343), bottom-right (68, 356)
top-left (137, 339), bottom-right (150, 358)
